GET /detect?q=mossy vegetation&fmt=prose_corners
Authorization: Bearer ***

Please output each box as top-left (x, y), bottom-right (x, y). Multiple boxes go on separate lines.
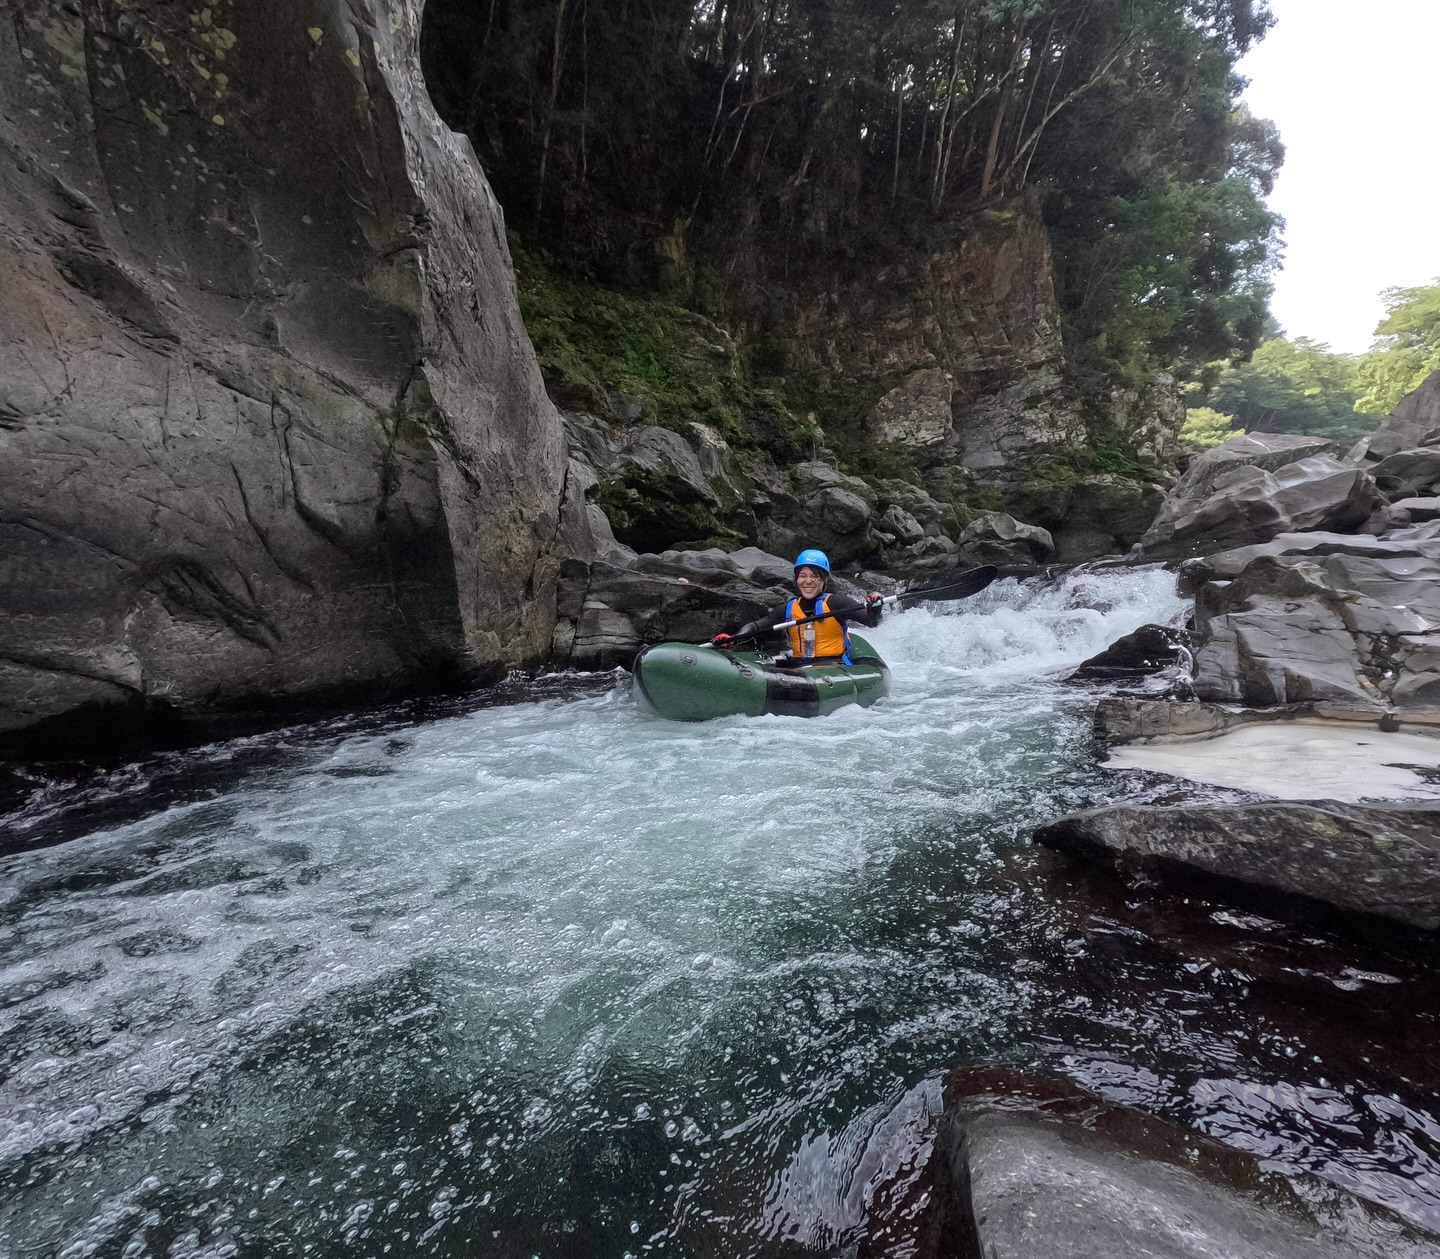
top-left (512, 241), bottom-right (823, 461)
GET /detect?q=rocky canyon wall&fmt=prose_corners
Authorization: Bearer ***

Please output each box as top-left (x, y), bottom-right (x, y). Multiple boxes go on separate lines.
top-left (0, 0), bottom-right (569, 744)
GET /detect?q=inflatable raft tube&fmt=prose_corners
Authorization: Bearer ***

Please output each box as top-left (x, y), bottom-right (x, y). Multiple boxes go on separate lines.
top-left (633, 633), bottom-right (891, 722)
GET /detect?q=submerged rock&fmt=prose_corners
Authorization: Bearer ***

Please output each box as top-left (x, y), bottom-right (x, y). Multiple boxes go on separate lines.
top-left (935, 1068), bottom-right (1440, 1259)
top-left (1035, 801), bottom-right (1440, 933)
top-left (1068, 625), bottom-right (1186, 684)
top-left (0, 0), bottom-right (567, 744)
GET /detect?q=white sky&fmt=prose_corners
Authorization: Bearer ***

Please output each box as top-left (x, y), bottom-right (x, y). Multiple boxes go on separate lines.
top-left (1238, 0), bottom-right (1440, 354)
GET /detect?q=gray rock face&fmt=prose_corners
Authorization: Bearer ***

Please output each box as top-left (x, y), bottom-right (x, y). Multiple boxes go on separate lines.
top-left (553, 547), bottom-right (795, 670)
top-left (1035, 801), bottom-right (1440, 932)
top-left (1349, 369), bottom-right (1440, 463)
top-left (865, 368), bottom-right (955, 448)
top-left (1185, 529), bottom-right (1440, 710)
top-left (1050, 474), bottom-right (1166, 561)
top-left (1142, 451), bottom-right (1378, 558)
top-left (1141, 433), bottom-right (1340, 554)
top-left (0, 0), bottom-right (566, 741)
top-left (959, 512), bottom-right (1054, 565)
top-left (951, 363), bottom-right (1086, 472)
top-left (937, 1069), bottom-right (1440, 1259)
top-left (1104, 373), bottom-right (1188, 469)
top-left (1371, 448), bottom-right (1440, 497)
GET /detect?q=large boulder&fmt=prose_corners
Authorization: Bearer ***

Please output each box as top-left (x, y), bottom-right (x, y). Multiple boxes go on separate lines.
top-left (1140, 433), bottom-right (1339, 555)
top-left (935, 1069), bottom-right (1436, 1259)
top-left (765, 461), bottom-right (884, 563)
top-left (1349, 369), bottom-right (1440, 463)
top-left (1035, 801), bottom-right (1440, 934)
top-left (1141, 452), bottom-right (1379, 558)
top-left (1185, 529), bottom-right (1440, 710)
top-left (1370, 448), bottom-right (1440, 497)
top-left (0, 0), bottom-right (567, 745)
top-left (1050, 474), bottom-right (1166, 561)
top-left (959, 512), bottom-right (1054, 566)
top-left (552, 546), bottom-right (795, 670)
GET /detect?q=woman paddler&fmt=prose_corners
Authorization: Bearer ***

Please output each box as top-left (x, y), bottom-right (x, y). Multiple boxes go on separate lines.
top-left (710, 549), bottom-right (884, 664)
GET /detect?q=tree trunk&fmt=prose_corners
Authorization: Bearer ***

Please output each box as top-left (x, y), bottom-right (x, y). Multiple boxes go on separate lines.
top-left (535, 0), bottom-right (570, 219)
top-left (891, 78), bottom-right (904, 203)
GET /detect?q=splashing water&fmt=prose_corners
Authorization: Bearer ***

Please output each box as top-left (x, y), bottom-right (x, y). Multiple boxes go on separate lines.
top-left (2, 566), bottom-right (1439, 1258)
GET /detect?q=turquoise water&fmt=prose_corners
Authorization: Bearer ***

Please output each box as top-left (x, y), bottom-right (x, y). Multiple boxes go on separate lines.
top-left (3, 568), bottom-right (1439, 1257)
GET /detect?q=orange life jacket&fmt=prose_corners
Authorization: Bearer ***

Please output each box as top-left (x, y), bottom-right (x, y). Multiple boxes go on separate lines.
top-left (786, 595), bottom-right (851, 662)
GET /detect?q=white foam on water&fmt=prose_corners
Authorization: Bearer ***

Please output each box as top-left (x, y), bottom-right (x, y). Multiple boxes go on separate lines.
top-left (8, 565), bottom-right (1438, 1254)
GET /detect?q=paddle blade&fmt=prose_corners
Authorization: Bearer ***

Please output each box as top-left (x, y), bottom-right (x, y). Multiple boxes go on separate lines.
top-left (900, 565), bottom-right (1000, 604)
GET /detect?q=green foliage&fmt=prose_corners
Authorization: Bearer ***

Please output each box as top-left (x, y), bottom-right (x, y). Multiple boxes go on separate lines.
top-left (1180, 406), bottom-right (1244, 450)
top-left (842, 442), bottom-right (922, 485)
top-left (1201, 336), bottom-right (1380, 445)
top-left (1084, 434), bottom-right (1166, 483)
top-left (424, 0), bottom-right (1283, 396)
top-left (513, 241), bottom-right (825, 463)
top-left (1355, 279), bottom-right (1440, 414)
top-left (514, 242), bottom-right (749, 437)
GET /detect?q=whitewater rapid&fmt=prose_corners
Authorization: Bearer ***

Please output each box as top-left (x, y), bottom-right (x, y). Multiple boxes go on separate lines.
top-left (3, 566), bottom-right (1439, 1258)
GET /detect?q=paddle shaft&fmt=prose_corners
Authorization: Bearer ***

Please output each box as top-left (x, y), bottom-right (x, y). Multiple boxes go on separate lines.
top-left (712, 568), bottom-right (999, 648)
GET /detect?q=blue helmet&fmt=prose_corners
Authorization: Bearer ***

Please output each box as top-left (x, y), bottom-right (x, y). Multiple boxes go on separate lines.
top-left (793, 548), bottom-right (831, 574)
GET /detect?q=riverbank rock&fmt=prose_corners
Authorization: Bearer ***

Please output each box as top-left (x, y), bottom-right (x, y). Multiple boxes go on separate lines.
top-left (1349, 369), bottom-right (1440, 463)
top-left (0, 0), bottom-right (566, 748)
top-left (1134, 432), bottom-right (1359, 553)
top-left (1140, 451), bottom-right (1379, 559)
top-left (958, 512), bottom-right (1054, 565)
top-left (552, 547), bottom-right (796, 670)
top-left (1183, 528), bottom-right (1440, 710)
top-left (934, 1068), bottom-right (1440, 1259)
top-left (1035, 801), bottom-right (1440, 934)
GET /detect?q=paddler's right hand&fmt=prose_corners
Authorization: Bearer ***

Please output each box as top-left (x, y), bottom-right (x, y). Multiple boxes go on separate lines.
top-left (710, 632), bottom-right (735, 649)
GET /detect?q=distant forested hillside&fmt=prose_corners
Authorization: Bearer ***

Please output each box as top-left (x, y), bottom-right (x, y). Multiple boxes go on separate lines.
top-left (1183, 279), bottom-right (1440, 448)
top-left (422, 0), bottom-right (1283, 394)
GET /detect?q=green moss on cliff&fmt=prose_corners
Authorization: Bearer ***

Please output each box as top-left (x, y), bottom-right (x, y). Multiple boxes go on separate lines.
top-left (512, 240), bottom-right (823, 461)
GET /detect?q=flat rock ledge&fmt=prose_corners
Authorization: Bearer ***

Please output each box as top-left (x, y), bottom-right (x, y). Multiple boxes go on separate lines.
top-left (931, 1068), bottom-right (1440, 1259)
top-left (1034, 801), bottom-right (1440, 934)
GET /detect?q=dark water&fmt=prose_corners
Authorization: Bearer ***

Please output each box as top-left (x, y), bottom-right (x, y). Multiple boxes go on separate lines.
top-left (2, 570), bottom-right (1438, 1258)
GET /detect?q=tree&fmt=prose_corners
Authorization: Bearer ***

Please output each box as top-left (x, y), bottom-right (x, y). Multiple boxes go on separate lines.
top-left (1180, 406), bottom-right (1244, 450)
top-left (1201, 336), bottom-right (1380, 445)
top-left (1354, 279), bottom-right (1440, 415)
top-left (420, 0), bottom-right (1283, 393)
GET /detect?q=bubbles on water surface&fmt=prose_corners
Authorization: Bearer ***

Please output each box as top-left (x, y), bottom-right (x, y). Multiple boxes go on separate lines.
top-left (2, 567), bottom-right (1440, 1255)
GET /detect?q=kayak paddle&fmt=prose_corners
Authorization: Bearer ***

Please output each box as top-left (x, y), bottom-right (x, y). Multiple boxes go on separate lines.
top-left (712, 565), bottom-right (1000, 648)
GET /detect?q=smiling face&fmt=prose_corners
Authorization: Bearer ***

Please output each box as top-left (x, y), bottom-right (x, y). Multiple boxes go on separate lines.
top-left (794, 566), bottom-right (826, 599)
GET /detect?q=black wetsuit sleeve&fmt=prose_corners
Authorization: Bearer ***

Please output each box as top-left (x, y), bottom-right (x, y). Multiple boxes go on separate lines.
top-left (732, 603), bottom-right (791, 641)
top-left (825, 593), bottom-right (883, 628)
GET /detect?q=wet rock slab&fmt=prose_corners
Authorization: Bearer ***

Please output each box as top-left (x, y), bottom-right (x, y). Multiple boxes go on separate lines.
top-left (1034, 801), bottom-right (1440, 933)
top-left (936, 1069), bottom-right (1440, 1259)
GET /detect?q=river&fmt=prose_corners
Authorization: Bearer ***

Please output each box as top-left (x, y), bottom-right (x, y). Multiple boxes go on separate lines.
top-left (3, 567), bottom-right (1439, 1258)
